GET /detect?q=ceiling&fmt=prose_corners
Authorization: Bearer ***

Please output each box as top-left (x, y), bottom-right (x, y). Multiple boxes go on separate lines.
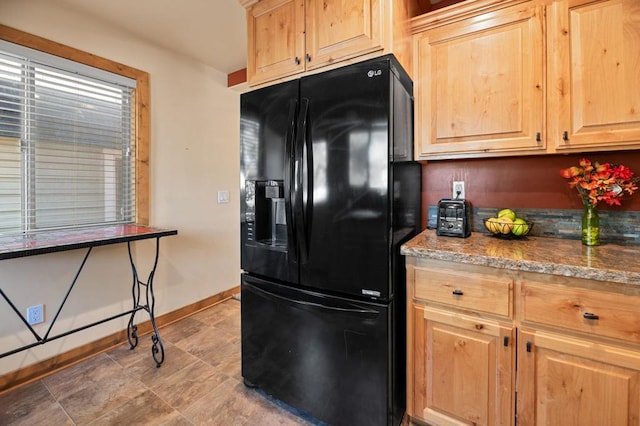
top-left (49, 0), bottom-right (248, 74)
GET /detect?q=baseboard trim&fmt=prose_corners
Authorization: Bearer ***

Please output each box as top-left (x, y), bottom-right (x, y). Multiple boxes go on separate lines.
top-left (0, 285), bottom-right (240, 394)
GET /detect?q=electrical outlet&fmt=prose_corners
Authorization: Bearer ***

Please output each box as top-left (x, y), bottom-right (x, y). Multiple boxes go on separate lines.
top-left (27, 304), bottom-right (44, 325)
top-left (452, 181), bottom-right (465, 199)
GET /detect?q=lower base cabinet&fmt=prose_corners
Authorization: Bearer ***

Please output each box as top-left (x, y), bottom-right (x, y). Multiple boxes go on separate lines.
top-left (410, 305), bottom-right (514, 425)
top-left (406, 258), bottom-right (640, 426)
top-left (517, 329), bottom-right (640, 426)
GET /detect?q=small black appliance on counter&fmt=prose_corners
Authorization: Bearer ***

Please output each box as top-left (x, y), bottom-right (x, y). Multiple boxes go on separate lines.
top-left (436, 198), bottom-right (471, 237)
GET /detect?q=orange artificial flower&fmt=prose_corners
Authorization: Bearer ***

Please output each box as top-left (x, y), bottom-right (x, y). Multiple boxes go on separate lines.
top-left (560, 159), bottom-right (639, 207)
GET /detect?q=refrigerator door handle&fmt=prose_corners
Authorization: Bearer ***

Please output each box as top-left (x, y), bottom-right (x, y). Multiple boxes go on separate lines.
top-left (246, 279), bottom-right (380, 316)
top-left (284, 99), bottom-right (298, 263)
top-left (294, 98), bottom-right (311, 264)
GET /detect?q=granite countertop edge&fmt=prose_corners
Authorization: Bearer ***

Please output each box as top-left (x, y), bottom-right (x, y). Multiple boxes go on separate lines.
top-left (401, 230), bottom-right (640, 286)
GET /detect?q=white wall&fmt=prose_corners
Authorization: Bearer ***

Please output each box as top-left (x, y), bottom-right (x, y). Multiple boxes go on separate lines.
top-left (0, 0), bottom-right (241, 375)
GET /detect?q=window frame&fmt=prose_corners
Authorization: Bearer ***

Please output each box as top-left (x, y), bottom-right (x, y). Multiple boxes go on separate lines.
top-left (0, 24), bottom-right (150, 226)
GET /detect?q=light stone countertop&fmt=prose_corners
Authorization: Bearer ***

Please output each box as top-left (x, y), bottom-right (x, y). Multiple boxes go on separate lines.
top-left (401, 230), bottom-right (640, 286)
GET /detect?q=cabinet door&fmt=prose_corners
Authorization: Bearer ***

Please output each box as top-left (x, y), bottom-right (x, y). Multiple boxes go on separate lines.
top-left (518, 330), bottom-right (640, 426)
top-left (305, 0), bottom-right (384, 70)
top-left (410, 304), bottom-right (514, 425)
top-left (414, 3), bottom-right (544, 159)
top-left (247, 0), bottom-right (305, 85)
top-left (549, 0), bottom-right (640, 152)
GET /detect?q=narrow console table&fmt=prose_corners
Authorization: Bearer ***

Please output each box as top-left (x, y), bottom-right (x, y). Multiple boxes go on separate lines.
top-left (0, 225), bottom-right (178, 367)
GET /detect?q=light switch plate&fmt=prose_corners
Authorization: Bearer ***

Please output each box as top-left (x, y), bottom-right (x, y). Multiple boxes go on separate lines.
top-left (217, 190), bottom-right (230, 204)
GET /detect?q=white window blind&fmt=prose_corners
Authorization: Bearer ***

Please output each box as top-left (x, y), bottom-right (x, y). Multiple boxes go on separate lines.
top-left (0, 41), bottom-right (136, 236)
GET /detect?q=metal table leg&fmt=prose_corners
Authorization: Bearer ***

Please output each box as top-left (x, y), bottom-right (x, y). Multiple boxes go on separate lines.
top-left (126, 237), bottom-right (165, 367)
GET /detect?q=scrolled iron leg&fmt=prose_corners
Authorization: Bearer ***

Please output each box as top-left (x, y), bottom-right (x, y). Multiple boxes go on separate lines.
top-left (127, 317), bottom-right (139, 349)
top-left (150, 332), bottom-right (165, 367)
top-left (128, 237), bottom-right (166, 367)
top-left (127, 240), bottom-right (142, 350)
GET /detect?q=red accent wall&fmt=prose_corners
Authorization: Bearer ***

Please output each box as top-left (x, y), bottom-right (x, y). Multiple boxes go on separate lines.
top-left (421, 151), bottom-right (640, 224)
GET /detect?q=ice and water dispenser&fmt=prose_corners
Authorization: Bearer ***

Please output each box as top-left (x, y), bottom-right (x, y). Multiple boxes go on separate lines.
top-left (244, 180), bottom-right (287, 248)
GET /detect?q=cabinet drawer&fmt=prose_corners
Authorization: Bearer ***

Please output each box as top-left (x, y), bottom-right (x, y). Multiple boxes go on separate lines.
top-left (413, 266), bottom-right (512, 317)
top-left (522, 281), bottom-right (640, 344)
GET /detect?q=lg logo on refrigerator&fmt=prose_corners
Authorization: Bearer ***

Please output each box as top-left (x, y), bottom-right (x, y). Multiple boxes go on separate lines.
top-left (367, 69), bottom-right (382, 77)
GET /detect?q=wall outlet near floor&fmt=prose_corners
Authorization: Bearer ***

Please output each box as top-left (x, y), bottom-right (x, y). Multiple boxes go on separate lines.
top-left (27, 304), bottom-right (44, 325)
top-left (452, 181), bottom-right (465, 199)
top-left (217, 190), bottom-right (230, 204)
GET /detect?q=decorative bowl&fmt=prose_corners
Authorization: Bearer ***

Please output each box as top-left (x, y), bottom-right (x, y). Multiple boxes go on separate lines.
top-left (483, 218), bottom-right (533, 239)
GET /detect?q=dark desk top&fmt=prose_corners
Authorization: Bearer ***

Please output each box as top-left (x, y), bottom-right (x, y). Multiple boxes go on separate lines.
top-left (0, 225), bottom-right (178, 260)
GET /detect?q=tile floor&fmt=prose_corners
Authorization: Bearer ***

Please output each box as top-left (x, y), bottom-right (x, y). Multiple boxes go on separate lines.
top-left (0, 298), bottom-right (318, 425)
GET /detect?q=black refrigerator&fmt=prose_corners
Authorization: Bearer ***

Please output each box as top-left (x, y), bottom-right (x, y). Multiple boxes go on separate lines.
top-left (240, 55), bottom-right (421, 426)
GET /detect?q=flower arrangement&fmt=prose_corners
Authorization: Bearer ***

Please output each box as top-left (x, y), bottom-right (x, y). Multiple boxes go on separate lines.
top-left (560, 158), bottom-right (639, 207)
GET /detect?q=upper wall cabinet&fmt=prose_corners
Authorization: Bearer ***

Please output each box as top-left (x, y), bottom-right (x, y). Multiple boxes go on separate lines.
top-left (413, 1), bottom-right (545, 159)
top-left (247, 0), bottom-right (305, 85)
top-left (548, 0), bottom-right (640, 152)
top-left (245, 0), bottom-right (418, 86)
top-left (306, 0), bottom-right (383, 70)
top-left (411, 0), bottom-right (640, 160)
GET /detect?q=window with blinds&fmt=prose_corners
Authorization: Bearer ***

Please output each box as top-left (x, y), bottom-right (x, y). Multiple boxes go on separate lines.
top-left (0, 40), bottom-right (136, 236)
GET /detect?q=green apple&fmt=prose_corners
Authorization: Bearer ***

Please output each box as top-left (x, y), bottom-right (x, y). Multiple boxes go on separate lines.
top-left (512, 218), bottom-right (529, 236)
top-left (497, 208), bottom-right (517, 221)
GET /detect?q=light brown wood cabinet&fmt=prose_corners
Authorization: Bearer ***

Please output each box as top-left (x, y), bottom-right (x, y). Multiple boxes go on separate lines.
top-left (406, 257), bottom-right (640, 425)
top-left (548, 0), bottom-right (640, 152)
top-left (407, 259), bottom-right (515, 425)
top-left (246, 0), bottom-right (306, 86)
top-left (517, 330), bottom-right (640, 425)
top-left (410, 304), bottom-right (515, 425)
top-left (411, 0), bottom-right (640, 160)
top-left (245, 0), bottom-right (418, 86)
top-left (412, 1), bottom-right (545, 159)
top-left (518, 275), bottom-right (640, 425)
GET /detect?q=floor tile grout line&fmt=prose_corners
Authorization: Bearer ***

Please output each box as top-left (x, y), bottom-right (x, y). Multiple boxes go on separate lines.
top-left (41, 377), bottom-right (78, 425)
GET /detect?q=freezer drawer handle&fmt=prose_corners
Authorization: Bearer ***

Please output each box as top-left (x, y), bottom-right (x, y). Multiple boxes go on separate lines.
top-left (247, 281), bottom-right (379, 315)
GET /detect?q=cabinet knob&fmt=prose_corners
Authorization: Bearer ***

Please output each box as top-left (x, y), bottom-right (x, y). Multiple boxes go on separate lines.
top-left (452, 289), bottom-right (463, 296)
top-left (295, 56), bottom-right (300, 65)
top-left (306, 53), bottom-right (311, 63)
top-left (562, 131), bottom-right (569, 141)
top-left (583, 312), bottom-right (599, 320)
top-left (526, 341), bottom-right (532, 352)
top-left (536, 132), bottom-right (541, 142)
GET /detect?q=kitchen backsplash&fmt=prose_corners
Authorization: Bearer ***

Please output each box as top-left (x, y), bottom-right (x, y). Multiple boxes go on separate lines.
top-left (427, 205), bottom-right (640, 245)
